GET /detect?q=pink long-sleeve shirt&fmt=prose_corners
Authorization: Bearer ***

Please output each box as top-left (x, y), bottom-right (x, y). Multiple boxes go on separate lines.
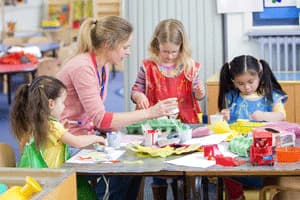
top-left (57, 53), bottom-right (113, 135)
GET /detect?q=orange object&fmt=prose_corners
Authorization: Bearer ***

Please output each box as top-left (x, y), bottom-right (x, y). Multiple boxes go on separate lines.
top-left (276, 146), bottom-right (300, 162)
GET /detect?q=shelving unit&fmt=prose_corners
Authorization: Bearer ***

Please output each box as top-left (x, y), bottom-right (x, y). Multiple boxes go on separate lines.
top-left (93, 0), bottom-right (121, 18)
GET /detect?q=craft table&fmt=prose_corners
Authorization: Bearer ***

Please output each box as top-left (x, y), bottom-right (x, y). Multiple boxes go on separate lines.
top-left (63, 133), bottom-right (300, 200)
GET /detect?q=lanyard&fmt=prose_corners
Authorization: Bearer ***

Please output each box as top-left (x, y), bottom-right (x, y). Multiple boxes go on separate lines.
top-left (90, 52), bottom-right (106, 98)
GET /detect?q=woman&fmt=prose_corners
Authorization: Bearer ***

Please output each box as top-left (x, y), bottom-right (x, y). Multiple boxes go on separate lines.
top-left (57, 16), bottom-right (178, 200)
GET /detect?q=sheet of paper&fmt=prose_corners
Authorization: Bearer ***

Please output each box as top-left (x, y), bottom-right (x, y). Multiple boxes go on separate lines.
top-left (66, 148), bottom-right (125, 164)
top-left (184, 134), bottom-right (229, 145)
top-left (166, 152), bottom-right (215, 168)
top-left (166, 144), bottom-right (238, 168)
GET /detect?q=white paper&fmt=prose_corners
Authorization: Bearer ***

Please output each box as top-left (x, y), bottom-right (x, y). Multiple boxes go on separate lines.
top-left (66, 149), bottom-right (125, 164)
top-left (297, 0), bottom-right (300, 8)
top-left (217, 0), bottom-right (263, 13)
top-left (166, 152), bottom-right (216, 168)
top-left (183, 134), bottom-right (229, 145)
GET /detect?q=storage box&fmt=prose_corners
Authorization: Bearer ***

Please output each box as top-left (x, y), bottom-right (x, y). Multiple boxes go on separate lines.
top-left (0, 168), bottom-right (76, 200)
top-left (254, 126), bottom-right (295, 148)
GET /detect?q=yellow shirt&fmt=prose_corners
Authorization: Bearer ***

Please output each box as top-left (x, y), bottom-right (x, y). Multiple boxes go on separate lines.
top-left (43, 120), bottom-right (66, 168)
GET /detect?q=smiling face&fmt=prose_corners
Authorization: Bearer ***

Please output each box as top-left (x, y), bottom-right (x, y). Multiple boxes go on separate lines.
top-left (107, 34), bottom-right (133, 65)
top-left (158, 42), bottom-right (180, 66)
top-left (233, 72), bottom-right (260, 96)
top-left (49, 89), bottom-right (67, 119)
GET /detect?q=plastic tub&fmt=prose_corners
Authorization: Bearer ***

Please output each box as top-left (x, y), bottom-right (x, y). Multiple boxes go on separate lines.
top-left (275, 146), bottom-right (300, 162)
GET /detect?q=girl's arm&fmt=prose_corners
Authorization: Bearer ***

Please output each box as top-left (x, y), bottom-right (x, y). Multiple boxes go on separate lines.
top-left (131, 66), bottom-right (150, 109)
top-left (110, 97), bottom-right (178, 128)
top-left (60, 131), bottom-right (106, 148)
top-left (251, 101), bottom-right (286, 122)
top-left (250, 110), bottom-right (285, 122)
top-left (193, 79), bottom-right (205, 100)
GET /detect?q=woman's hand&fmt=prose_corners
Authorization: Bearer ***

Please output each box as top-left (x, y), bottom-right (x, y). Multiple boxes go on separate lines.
top-left (193, 80), bottom-right (205, 100)
top-left (220, 109), bottom-right (230, 121)
top-left (147, 97), bottom-right (178, 118)
top-left (132, 92), bottom-right (150, 109)
top-left (95, 135), bottom-right (106, 146)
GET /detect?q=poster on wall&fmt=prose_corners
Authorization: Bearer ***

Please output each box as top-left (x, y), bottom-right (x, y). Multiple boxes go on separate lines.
top-left (264, 0), bottom-right (296, 7)
top-left (217, 0), bottom-right (263, 13)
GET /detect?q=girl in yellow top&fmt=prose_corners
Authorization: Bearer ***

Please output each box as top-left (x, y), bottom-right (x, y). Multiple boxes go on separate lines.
top-left (10, 75), bottom-right (106, 168)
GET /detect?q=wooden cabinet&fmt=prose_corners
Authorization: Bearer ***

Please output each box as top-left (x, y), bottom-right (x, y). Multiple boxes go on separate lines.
top-left (206, 73), bottom-right (300, 123)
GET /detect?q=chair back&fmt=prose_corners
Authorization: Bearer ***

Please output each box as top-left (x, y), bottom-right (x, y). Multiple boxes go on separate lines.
top-left (3, 37), bottom-right (23, 46)
top-left (37, 57), bottom-right (60, 77)
top-left (57, 44), bottom-right (76, 65)
top-left (0, 143), bottom-right (16, 167)
top-left (27, 36), bottom-right (51, 44)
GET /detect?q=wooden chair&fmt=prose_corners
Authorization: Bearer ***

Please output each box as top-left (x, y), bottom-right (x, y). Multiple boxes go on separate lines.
top-left (57, 44), bottom-right (76, 65)
top-left (259, 177), bottom-right (300, 200)
top-left (27, 36), bottom-right (51, 44)
top-left (2, 37), bottom-right (23, 46)
top-left (0, 143), bottom-right (16, 167)
top-left (36, 57), bottom-right (60, 77)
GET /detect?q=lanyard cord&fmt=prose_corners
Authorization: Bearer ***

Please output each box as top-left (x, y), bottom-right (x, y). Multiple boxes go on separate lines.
top-left (90, 52), bottom-right (106, 98)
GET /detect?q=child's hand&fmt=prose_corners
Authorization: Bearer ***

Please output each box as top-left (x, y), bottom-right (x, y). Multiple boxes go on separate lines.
top-left (250, 110), bottom-right (264, 121)
top-left (133, 92), bottom-right (150, 109)
top-left (193, 80), bottom-right (205, 100)
top-left (220, 109), bottom-right (230, 121)
top-left (62, 120), bottom-right (70, 129)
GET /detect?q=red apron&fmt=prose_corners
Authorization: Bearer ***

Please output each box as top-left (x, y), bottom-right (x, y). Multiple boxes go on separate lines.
top-left (143, 59), bottom-right (201, 123)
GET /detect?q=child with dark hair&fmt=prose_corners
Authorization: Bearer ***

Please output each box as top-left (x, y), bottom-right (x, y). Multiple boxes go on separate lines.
top-left (218, 54), bottom-right (287, 124)
top-left (10, 75), bottom-right (106, 168)
top-left (218, 55), bottom-right (287, 200)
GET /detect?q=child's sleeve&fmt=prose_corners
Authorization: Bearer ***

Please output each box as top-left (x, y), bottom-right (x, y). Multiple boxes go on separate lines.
top-left (49, 121), bottom-right (67, 145)
top-left (272, 94), bottom-right (288, 118)
top-left (131, 66), bottom-right (146, 103)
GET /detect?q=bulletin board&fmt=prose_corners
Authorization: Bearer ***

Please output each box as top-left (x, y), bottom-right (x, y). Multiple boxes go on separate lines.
top-left (253, 0), bottom-right (300, 26)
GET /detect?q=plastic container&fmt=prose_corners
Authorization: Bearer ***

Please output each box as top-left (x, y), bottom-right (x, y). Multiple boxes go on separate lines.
top-left (276, 146), bottom-right (300, 162)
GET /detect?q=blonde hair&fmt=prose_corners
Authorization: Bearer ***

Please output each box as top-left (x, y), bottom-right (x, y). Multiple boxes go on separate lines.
top-left (148, 19), bottom-right (195, 77)
top-left (75, 16), bottom-right (133, 55)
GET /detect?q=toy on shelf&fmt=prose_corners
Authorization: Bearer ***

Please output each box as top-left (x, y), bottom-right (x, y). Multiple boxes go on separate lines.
top-left (41, 20), bottom-right (60, 30)
top-left (250, 130), bottom-right (274, 166)
top-left (0, 176), bottom-right (42, 200)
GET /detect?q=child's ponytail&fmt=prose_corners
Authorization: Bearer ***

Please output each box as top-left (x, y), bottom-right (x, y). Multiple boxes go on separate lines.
top-left (28, 84), bottom-right (50, 149)
top-left (259, 59), bottom-right (286, 103)
top-left (218, 62), bottom-right (234, 111)
top-left (10, 84), bottom-right (31, 143)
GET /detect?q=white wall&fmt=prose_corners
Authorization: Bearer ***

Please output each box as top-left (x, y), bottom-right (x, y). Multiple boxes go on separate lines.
top-left (0, 0), bottom-right (44, 38)
top-left (224, 13), bottom-right (260, 61)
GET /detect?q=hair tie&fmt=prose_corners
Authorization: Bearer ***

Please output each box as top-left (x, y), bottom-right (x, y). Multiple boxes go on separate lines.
top-left (91, 19), bottom-right (97, 29)
top-left (228, 63), bottom-right (231, 70)
top-left (257, 59), bottom-right (262, 72)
